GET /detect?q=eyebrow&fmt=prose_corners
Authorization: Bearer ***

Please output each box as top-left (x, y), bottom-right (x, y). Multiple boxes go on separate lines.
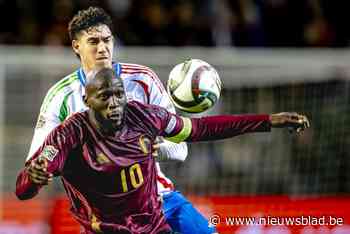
top-left (86, 37), bottom-right (99, 42)
top-left (86, 35), bottom-right (112, 41)
top-left (96, 83), bottom-right (122, 92)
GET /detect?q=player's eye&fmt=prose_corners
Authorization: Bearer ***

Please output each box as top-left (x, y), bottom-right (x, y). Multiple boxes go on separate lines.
top-left (100, 93), bottom-right (109, 100)
top-left (115, 90), bottom-right (124, 99)
top-left (104, 37), bottom-right (112, 43)
top-left (87, 39), bottom-right (98, 45)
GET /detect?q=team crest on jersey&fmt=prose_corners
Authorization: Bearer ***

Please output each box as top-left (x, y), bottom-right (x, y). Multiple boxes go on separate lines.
top-left (40, 145), bottom-right (58, 161)
top-left (139, 135), bottom-right (151, 154)
top-left (96, 153), bottom-right (111, 165)
top-left (35, 114), bottom-right (46, 129)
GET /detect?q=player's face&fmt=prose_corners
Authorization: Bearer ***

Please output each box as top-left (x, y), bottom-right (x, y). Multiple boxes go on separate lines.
top-left (73, 24), bottom-right (114, 72)
top-left (87, 78), bottom-right (127, 130)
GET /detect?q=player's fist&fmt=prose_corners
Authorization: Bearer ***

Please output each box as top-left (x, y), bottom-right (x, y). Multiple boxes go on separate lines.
top-left (27, 157), bottom-right (53, 185)
top-left (270, 112), bottom-right (310, 133)
top-left (152, 136), bottom-right (164, 158)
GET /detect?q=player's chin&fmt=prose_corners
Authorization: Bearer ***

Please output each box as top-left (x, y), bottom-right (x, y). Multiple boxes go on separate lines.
top-left (110, 119), bottom-right (122, 129)
top-left (95, 59), bottom-right (112, 68)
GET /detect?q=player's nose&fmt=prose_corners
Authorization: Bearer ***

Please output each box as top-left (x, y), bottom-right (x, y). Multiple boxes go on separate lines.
top-left (97, 41), bottom-right (107, 53)
top-left (108, 96), bottom-right (120, 109)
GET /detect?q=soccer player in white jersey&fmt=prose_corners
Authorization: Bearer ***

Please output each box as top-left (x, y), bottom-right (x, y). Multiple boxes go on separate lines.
top-left (27, 7), bottom-right (216, 234)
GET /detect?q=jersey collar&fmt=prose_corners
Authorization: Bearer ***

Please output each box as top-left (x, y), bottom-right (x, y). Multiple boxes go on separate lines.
top-left (77, 62), bottom-right (122, 86)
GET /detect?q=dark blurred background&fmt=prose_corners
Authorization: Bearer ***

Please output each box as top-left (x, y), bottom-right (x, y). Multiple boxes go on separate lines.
top-left (1, 0), bottom-right (350, 47)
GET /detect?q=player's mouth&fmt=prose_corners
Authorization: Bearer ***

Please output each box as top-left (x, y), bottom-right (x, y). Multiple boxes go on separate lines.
top-left (108, 112), bottom-right (123, 122)
top-left (96, 57), bottom-right (109, 61)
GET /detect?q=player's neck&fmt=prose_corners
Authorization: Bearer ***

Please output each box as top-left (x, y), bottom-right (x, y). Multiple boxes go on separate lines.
top-left (81, 64), bottom-right (93, 80)
top-left (88, 110), bottom-right (118, 136)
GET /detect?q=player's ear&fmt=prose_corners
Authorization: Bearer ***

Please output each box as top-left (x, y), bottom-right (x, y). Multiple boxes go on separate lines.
top-left (83, 95), bottom-right (89, 107)
top-left (72, 40), bottom-right (80, 55)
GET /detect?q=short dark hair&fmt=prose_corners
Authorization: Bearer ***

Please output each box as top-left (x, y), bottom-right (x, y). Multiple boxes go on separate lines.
top-left (86, 67), bottom-right (120, 84)
top-left (68, 7), bottom-right (113, 41)
top-left (95, 67), bottom-right (116, 81)
top-left (85, 68), bottom-right (122, 96)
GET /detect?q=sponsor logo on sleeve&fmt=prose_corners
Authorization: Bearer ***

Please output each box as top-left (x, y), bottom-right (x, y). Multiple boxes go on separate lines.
top-left (96, 153), bottom-right (111, 165)
top-left (40, 145), bottom-right (58, 161)
top-left (35, 114), bottom-right (46, 129)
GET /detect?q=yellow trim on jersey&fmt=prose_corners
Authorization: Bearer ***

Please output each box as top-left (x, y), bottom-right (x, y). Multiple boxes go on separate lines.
top-left (91, 214), bottom-right (103, 233)
top-left (165, 117), bottom-right (192, 143)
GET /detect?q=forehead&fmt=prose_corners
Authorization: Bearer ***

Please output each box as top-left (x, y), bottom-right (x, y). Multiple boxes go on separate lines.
top-left (78, 24), bottom-right (112, 39)
top-left (95, 77), bottom-right (123, 90)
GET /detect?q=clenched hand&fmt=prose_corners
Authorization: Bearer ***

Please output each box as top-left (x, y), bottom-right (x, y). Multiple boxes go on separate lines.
top-left (270, 112), bottom-right (310, 133)
top-left (27, 157), bottom-right (53, 185)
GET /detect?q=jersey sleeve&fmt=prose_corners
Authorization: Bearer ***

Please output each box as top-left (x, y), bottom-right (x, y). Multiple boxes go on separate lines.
top-left (27, 82), bottom-right (73, 162)
top-left (132, 101), bottom-right (189, 141)
top-left (16, 115), bottom-right (83, 200)
top-left (148, 79), bottom-right (176, 114)
top-left (30, 116), bottom-right (83, 173)
top-left (140, 102), bottom-right (272, 143)
top-left (27, 108), bottom-right (61, 161)
top-left (136, 65), bottom-right (176, 113)
top-left (188, 115), bottom-right (271, 142)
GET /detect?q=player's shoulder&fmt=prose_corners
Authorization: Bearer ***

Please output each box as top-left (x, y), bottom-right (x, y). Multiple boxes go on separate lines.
top-left (119, 62), bottom-right (158, 77)
top-left (119, 62), bottom-right (161, 83)
top-left (127, 100), bottom-right (147, 109)
top-left (52, 111), bottom-right (90, 142)
top-left (126, 101), bottom-right (171, 136)
top-left (118, 62), bottom-right (165, 93)
top-left (46, 70), bottom-right (80, 95)
top-left (62, 111), bottom-right (88, 128)
top-left (127, 101), bottom-right (167, 118)
top-left (40, 70), bottom-right (81, 113)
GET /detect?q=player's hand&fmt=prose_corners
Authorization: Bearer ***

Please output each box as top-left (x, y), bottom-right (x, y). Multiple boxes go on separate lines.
top-left (152, 137), bottom-right (163, 157)
top-left (270, 112), bottom-right (310, 133)
top-left (152, 143), bottom-right (160, 157)
top-left (27, 157), bottom-right (53, 185)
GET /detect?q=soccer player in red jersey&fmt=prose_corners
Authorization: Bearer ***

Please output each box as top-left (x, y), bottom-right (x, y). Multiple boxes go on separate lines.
top-left (16, 68), bottom-right (309, 234)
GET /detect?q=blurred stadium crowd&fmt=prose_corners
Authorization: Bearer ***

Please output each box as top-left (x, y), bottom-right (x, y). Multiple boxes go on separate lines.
top-left (1, 0), bottom-right (349, 47)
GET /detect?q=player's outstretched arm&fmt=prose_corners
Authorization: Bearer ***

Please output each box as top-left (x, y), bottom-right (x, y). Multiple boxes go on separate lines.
top-left (161, 111), bottom-right (310, 143)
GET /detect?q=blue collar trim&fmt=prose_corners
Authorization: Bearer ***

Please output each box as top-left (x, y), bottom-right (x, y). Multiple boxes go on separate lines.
top-left (77, 63), bottom-right (121, 86)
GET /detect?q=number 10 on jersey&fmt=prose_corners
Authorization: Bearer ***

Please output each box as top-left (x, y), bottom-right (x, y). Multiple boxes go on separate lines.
top-left (120, 163), bottom-right (144, 192)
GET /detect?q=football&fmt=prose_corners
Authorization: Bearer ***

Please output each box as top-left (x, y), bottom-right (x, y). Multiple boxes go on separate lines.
top-left (167, 59), bottom-right (222, 113)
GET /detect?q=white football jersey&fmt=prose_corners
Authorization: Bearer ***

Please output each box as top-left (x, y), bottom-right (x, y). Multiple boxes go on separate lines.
top-left (27, 62), bottom-right (184, 194)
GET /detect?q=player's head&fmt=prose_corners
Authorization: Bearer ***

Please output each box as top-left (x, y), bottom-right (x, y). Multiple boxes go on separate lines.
top-left (68, 7), bottom-right (114, 72)
top-left (84, 68), bottom-right (127, 133)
